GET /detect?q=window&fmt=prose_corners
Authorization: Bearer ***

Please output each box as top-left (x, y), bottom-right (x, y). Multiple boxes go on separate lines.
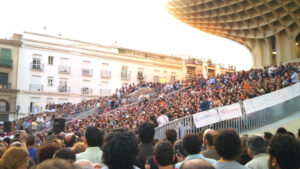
top-left (48, 56), bottom-right (54, 65)
top-left (32, 57), bottom-right (41, 69)
top-left (48, 77), bottom-right (53, 86)
top-left (0, 48), bottom-right (12, 66)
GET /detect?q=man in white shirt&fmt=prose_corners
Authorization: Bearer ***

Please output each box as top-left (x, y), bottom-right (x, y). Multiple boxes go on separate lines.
top-left (157, 109), bottom-right (169, 127)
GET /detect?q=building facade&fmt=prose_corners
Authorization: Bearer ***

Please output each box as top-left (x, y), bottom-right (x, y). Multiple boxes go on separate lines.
top-left (15, 32), bottom-right (184, 118)
top-left (0, 35), bottom-right (22, 121)
top-left (0, 32), bottom-right (235, 120)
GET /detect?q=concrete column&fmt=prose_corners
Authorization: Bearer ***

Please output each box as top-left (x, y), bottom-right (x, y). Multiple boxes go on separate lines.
top-left (263, 38), bottom-right (272, 66)
top-left (250, 40), bottom-right (264, 68)
top-left (275, 31), bottom-right (295, 63)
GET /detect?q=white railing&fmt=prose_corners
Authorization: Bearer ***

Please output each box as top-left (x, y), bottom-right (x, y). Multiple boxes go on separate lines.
top-left (82, 68), bottom-right (93, 76)
top-left (29, 84), bottom-right (43, 92)
top-left (100, 70), bottom-right (111, 78)
top-left (58, 65), bottom-right (71, 74)
top-left (154, 83), bottom-right (300, 139)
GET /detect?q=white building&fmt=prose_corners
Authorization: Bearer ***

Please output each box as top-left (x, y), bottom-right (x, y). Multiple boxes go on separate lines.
top-left (15, 32), bottom-right (183, 117)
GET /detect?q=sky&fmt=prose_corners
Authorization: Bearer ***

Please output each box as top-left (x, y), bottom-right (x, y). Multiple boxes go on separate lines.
top-left (0, 0), bottom-right (253, 70)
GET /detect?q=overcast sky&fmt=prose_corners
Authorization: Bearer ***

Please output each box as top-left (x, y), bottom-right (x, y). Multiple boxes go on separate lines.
top-left (0, 0), bottom-right (253, 70)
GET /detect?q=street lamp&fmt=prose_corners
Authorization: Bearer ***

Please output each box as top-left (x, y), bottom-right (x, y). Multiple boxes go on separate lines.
top-left (16, 105), bottom-right (20, 119)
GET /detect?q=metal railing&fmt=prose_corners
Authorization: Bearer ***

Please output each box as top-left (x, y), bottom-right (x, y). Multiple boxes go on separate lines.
top-left (58, 86), bottom-right (70, 93)
top-left (154, 84), bottom-right (300, 139)
top-left (30, 63), bottom-right (44, 71)
top-left (81, 87), bottom-right (93, 95)
top-left (82, 68), bottom-right (93, 76)
top-left (100, 89), bottom-right (111, 96)
top-left (0, 83), bottom-right (11, 90)
top-left (58, 65), bottom-right (71, 74)
top-left (101, 70), bottom-right (111, 78)
top-left (29, 84), bottom-right (43, 92)
top-left (121, 73), bottom-right (130, 80)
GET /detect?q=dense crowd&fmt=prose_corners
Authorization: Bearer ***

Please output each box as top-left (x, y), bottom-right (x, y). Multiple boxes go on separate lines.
top-left (0, 122), bottom-right (299, 169)
top-left (0, 62), bottom-right (299, 169)
top-left (5, 81), bottom-right (183, 134)
top-left (60, 62), bottom-right (299, 133)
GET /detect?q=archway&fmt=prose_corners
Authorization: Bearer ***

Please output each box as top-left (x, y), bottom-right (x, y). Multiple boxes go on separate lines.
top-left (0, 100), bottom-right (9, 112)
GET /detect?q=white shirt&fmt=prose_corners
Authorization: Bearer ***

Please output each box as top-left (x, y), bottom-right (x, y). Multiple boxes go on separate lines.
top-left (157, 115), bottom-right (169, 127)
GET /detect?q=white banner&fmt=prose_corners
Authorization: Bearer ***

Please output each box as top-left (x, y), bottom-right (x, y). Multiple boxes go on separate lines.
top-left (193, 109), bottom-right (220, 128)
top-left (243, 83), bottom-right (300, 114)
top-left (218, 103), bottom-right (242, 121)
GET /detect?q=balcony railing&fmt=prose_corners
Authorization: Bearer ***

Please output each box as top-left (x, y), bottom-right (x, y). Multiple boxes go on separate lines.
top-left (100, 89), bottom-right (111, 96)
top-left (100, 70), bottom-right (111, 78)
top-left (0, 58), bottom-right (12, 68)
top-left (30, 63), bottom-right (44, 71)
top-left (82, 68), bottom-right (93, 76)
top-left (58, 65), bottom-right (71, 74)
top-left (121, 73), bottom-right (130, 80)
top-left (58, 86), bottom-right (70, 93)
top-left (81, 87), bottom-right (93, 95)
top-left (0, 83), bottom-right (11, 91)
top-left (29, 84), bottom-right (43, 92)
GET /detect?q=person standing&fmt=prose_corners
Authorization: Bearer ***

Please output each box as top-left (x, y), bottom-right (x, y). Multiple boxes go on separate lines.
top-left (157, 109), bottom-right (169, 127)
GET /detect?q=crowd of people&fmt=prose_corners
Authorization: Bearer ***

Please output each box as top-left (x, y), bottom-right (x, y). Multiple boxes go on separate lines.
top-left (4, 81), bottom-right (183, 135)
top-left (0, 121), bottom-right (299, 169)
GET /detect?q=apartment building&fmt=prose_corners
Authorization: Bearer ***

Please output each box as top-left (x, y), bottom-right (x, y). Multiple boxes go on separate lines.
top-left (0, 35), bottom-right (22, 121)
top-left (15, 32), bottom-right (183, 118)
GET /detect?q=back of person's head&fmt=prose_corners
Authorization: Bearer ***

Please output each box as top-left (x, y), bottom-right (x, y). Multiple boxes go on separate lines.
top-left (34, 159), bottom-right (77, 169)
top-left (204, 132), bottom-right (215, 147)
top-left (138, 121), bottom-right (155, 144)
top-left (54, 148), bottom-right (76, 163)
top-left (215, 129), bottom-right (241, 160)
top-left (247, 135), bottom-right (266, 156)
top-left (160, 109), bottom-right (166, 115)
top-left (165, 129), bottom-right (177, 145)
top-left (27, 134), bottom-right (35, 147)
top-left (74, 159), bottom-right (94, 169)
top-left (72, 142), bottom-right (87, 154)
top-left (173, 139), bottom-right (188, 158)
top-left (183, 133), bottom-right (201, 155)
top-left (64, 133), bottom-right (76, 147)
top-left (268, 134), bottom-right (300, 169)
top-left (102, 129), bottom-right (138, 169)
top-left (10, 141), bottom-right (22, 147)
top-left (85, 127), bottom-right (104, 147)
top-left (37, 142), bottom-right (60, 163)
top-left (0, 147), bottom-right (28, 169)
top-left (154, 141), bottom-right (173, 166)
top-left (180, 159), bottom-right (215, 169)
top-left (264, 132), bottom-right (273, 141)
top-left (276, 127), bottom-right (287, 135)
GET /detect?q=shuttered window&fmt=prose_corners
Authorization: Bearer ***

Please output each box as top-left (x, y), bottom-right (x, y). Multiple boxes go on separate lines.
top-left (0, 48), bottom-right (12, 66)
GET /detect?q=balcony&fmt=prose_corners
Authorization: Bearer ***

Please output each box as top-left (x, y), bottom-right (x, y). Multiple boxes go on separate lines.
top-left (0, 83), bottom-right (11, 91)
top-left (81, 87), bottom-right (93, 95)
top-left (29, 84), bottom-right (43, 92)
top-left (58, 86), bottom-right (70, 93)
top-left (58, 65), bottom-right (71, 74)
top-left (100, 89), bottom-right (111, 96)
top-left (0, 58), bottom-right (12, 68)
top-left (30, 63), bottom-right (44, 71)
top-left (121, 73), bottom-right (130, 80)
top-left (100, 70), bottom-right (111, 78)
top-left (82, 68), bottom-right (93, 76)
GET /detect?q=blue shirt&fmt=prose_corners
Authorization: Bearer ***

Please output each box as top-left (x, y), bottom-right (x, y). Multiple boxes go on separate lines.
top-left (175, 154), bottom-right (217, 169)
top-left (200, 100), bottom-right (211, 111)
top-left (28, 148), bottom-right (37, 164)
